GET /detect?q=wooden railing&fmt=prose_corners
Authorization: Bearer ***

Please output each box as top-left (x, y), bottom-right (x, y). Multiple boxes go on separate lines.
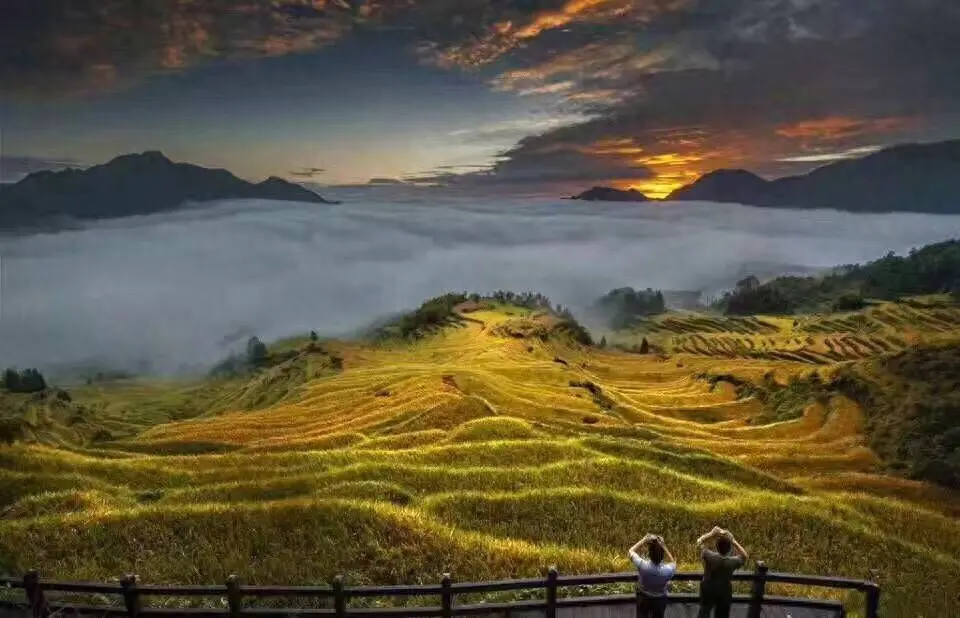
top-left (0, 562), bottom-right (881, 618)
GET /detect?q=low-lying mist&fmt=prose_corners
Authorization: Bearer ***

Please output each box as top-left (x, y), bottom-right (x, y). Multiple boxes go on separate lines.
top-left (2, 197), bottom-right (958, 376)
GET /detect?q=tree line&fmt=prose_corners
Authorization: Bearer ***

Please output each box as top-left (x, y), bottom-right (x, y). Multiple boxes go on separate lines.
top-left (374, 293), bottom-right (471, 341)
top-left (717, 238), bottom-right (960, 315)
top-left (372, 291), bottom-right (594, 345)
top-left (1, 368), bottom-right (47, 393)
top-left (594, 287), bottom-right (666, 329)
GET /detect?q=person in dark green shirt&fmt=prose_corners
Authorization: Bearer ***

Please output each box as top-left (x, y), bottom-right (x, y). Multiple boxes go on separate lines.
top-left (696, 526), bottom-right (749, 618)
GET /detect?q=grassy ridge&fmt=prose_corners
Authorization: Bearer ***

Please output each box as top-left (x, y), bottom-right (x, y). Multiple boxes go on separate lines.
top-left (1, 302), bottom-right (958, 617)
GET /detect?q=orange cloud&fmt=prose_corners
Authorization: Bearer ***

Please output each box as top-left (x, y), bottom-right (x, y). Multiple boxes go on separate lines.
top-left (622, 152), bottom-right (711, 198)
top-left (636, 152), bottom-right (705, 167)
top-left (493, 40), bottom-right (635, 89)
top-left (513, 0), bottom-right (632, 40)
top-left (588, 137), bottom-right (646, 155)
top-left (617, 170), bottom-right (699, 199)
top-left (428, 0), bottom-right (690, 70)
top-left (580, 131), bottom-right (756, 198)
top-left (565, 89), bottom-right (625, 103)
top-left (775, 116), bottom-right (916, 142)
top-left (517, 81), bottom-right (578, 96)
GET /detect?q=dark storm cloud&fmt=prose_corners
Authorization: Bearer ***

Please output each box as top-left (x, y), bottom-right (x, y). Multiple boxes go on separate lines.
top-left (415, 0), bottom-right (960, 187)
top-left (432, 164), bottom-right (492, 171)
top-left (406, 146), bottom-right (654, 190)
top-left (0, 0), bottom-right (374, 98)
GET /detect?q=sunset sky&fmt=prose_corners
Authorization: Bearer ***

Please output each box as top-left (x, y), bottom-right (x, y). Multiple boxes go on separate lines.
top-left (2, 0), bottom-right (959, 197)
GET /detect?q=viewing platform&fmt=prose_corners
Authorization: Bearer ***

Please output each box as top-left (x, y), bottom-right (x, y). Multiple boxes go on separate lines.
top-left (0, 563), bottom-right (880, 618)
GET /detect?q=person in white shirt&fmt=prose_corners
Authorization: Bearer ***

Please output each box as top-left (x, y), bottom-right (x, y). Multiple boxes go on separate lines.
top-left (629, 533), bottom-right (678, 618)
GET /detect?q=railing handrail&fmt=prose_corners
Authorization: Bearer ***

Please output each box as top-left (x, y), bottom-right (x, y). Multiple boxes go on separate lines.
top-left (0, 569), bottom-right (878, 594)
top-left (0, 564), bottom-right (881, 618)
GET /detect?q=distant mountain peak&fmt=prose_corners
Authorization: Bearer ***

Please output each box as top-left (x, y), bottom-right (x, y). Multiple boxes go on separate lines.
top-left (109, 150), bottom-right (172, 165)
top-left (666, 169), bottom-right (770, 203)
top-left (664, 139), bottom-right (960, 213)
top-left (139, 149), bottom-right (169, 160)
top-left (0, 151), bottom-right (339, 231)
top-left (568, 186), bottom-right (650, 202)
top-left (698, 168), bottom-right (765, 181)
top-left (259, 176), bottom-right (290, 185)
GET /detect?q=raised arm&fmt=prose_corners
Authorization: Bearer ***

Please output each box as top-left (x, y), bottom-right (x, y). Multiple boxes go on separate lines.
top-left (725, 531), bottom-right (749, 560)
top-left (697, 526), bottom-right (725, 549)
top-left (630, 533), bottom-right (657, 556)
top-left (656, 536), bottom-right (676, 564)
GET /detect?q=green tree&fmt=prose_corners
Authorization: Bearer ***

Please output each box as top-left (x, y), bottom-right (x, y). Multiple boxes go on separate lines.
top-left (716, 239), bottom-right (960, 314)
top-left (19, 369), bottom-right (46, 392)
top-left (736, 275), bottom-right (761, 292)
top-left (246, 337), bottom-right (268, 366)
top-left (310, 330), bottom-right (319, 342)
top-left (595, 287), bottom-right (666, 329)
top-left (723, 280), bottom-right (794, 315)
top-left (832, 294), bottom-right (866, 312)
top-left (2, 367), bottom-right (46, 393)
top-left (2, 368), bottom-right (20, 391)
top-left (376, 293), bottom-right (469, 340)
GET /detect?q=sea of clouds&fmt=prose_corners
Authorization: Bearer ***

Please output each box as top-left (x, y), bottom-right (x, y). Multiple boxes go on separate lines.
top-left (2, 196), bottom-right (958, 376)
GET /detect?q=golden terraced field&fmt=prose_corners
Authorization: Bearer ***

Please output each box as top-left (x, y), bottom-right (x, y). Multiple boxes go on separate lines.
top-left (632, 299), bottom-right (960, 365)
top-left (628, 298), bottom-right (960, 364)
top-left (1, 303), bottom-right (959, 617)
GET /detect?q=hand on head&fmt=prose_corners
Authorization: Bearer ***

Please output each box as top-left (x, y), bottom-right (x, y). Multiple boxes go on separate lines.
top-left (641, 533), bottom-right (663, 548)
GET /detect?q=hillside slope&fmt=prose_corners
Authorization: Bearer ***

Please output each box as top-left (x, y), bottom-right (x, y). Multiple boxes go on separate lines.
top-left (0, 301), bottom-right (958, 617)
top-left (714, 239), bottom-right (960, 315)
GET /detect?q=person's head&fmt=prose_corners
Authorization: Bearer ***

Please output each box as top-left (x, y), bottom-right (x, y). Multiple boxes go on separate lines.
top-left (648, 539), bottom-right (665, 565)
top-left (716, 538), bottom-right (732, 556)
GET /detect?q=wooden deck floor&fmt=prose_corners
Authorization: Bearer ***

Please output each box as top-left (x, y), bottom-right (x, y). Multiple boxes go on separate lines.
top-left (0, 601), bottom-right (844, 618)
top-left (497, 602), bottom-right (842, 618)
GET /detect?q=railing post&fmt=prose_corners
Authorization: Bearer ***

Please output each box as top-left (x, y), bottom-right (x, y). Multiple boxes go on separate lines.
top-left (225, 574), bottom-right (242, 616)
top-left (22, 570), bottom-right (49, 618)
top-left (864, 581), bottom-right (881, 618)
top-left (120, 574), bottom-right (141, 618)
top-left (440, 573), bottom-right (452, 618)
top-left (333, 575), bottom-right (346, 618)
top-left (747, 561), bottom-right (768, 618)
top-left (545, 566), bottom-right (558, 618)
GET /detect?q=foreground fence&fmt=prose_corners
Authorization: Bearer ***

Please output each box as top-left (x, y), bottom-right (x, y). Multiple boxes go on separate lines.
top-left (0, 562), bottom-right (880, 618)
